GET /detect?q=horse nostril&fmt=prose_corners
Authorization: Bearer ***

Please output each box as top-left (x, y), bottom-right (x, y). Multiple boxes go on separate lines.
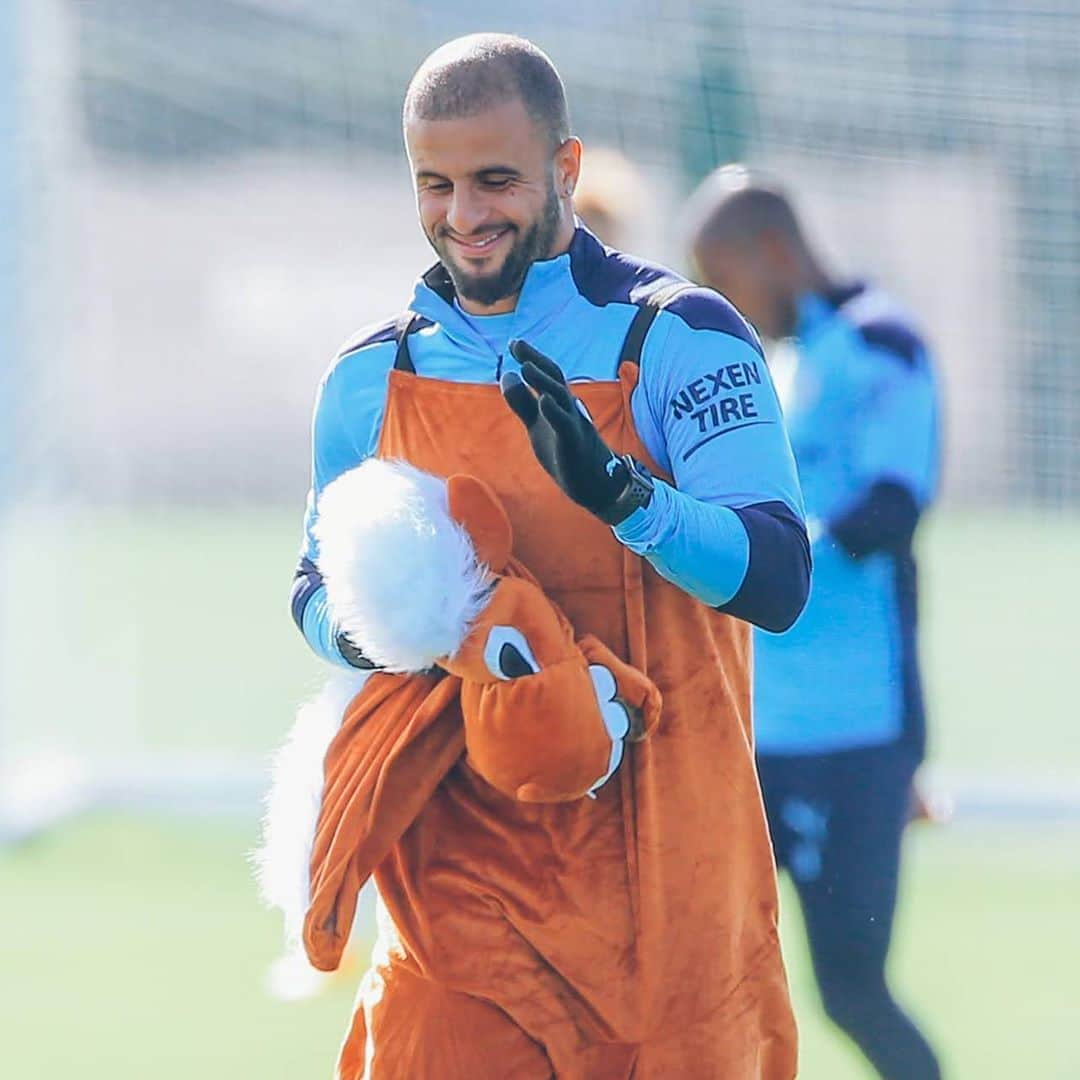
top-left (499, 642), bottom-right (535, 679)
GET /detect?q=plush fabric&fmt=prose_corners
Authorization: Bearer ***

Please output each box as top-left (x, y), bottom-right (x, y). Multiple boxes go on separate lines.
top-left (313, 458), bottom-right (489, 672)
top-left (303, 671), bottom-right (464, 972)
top-left (290, 465), bottom-right (662, 975)
top-left (254, 668), bottom-right (374, 942)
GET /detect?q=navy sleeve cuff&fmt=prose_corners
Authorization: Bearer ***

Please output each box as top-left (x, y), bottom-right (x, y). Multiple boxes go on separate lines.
top-left (291, 555), bottom-right (379, 670)
top-left (717, 502), bottom-right (811, 633)
top-left (290, 556), bottom-right (324, 632)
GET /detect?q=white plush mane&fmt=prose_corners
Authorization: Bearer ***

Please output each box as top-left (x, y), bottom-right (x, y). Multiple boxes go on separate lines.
top-left (253, 669), bottom-right (372, 942)
top-left (313, 458), bottom-right (489, 672)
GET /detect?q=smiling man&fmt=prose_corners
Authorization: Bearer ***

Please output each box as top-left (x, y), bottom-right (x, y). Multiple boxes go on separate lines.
top-left (290, 34), bottom-right (809, 1078)
top-left (410, 103), bottom-right (563, 309)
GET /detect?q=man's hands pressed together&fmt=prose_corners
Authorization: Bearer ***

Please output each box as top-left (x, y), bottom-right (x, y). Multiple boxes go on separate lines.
top-left (501, 340), bottom-right (651, 526)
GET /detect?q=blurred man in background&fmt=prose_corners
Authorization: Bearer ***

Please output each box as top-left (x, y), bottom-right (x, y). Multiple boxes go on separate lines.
top-left (689, 167), bottom-right (942, 1080)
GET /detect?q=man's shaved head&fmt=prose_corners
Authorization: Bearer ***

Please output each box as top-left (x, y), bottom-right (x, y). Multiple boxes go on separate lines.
top-left (687, 165), bottom-right (828, 340)
top-left (404, 34), bottom-right (571, 150)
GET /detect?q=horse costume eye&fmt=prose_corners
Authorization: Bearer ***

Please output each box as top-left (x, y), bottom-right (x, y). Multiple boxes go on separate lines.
top-left (483, 626), bottom-right (540, 680)
top-left (498, 642), bottom-right (535, 679)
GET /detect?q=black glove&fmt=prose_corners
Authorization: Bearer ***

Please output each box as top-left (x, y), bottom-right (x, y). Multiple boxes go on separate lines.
top-left (335, 630), bottom-right (380, 670)
top-left (501, 340), bottom-right (633, 524)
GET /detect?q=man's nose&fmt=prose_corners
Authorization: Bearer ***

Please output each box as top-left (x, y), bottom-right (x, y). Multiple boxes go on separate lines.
top-left (446, 185), bottom-right (490, 236)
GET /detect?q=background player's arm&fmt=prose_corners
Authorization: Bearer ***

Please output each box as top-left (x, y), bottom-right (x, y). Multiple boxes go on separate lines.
top-left (827, 346), bottom-right (938, 559)
top-left (616, 302), bottom-right (810, 632)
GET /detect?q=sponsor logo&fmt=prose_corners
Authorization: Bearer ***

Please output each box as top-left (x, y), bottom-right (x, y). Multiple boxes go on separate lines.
top-left (669, 361), bottom-right (774, 460)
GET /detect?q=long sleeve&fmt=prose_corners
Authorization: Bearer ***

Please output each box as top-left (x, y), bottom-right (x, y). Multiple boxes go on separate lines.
top-left (614, 482), bottom-right (749, 605)
top-left (826, 342), bottom-right (939, 559)
top-left (624, 290), bottom-right (810, 631)
top-left (829, 480), bottom-right (919, 559)
top-left (292, 328), bottom-right (397, 668)
top-left (292, 371), bottom-right (367, 669)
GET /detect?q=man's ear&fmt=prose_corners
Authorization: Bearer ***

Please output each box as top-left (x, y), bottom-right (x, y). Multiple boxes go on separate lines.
top-left (554, 136), bottom-right (583, 199)
top-left (446, 474), bottom-right (513, 573)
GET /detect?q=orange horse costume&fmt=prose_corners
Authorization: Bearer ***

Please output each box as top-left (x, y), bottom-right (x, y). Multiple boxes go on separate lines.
top-left (266, 359), bottom-right (797, 1078)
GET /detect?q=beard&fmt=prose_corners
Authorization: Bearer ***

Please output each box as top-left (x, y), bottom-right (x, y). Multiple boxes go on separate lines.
top-left (429, 185), bottom-right (562, 307)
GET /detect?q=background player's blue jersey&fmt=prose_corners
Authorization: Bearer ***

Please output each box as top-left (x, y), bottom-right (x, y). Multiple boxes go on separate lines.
top-left (754, 284), bottom-right (940, 756)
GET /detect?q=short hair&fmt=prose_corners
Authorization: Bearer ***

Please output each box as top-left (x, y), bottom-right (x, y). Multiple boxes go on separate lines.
top-left (403, 34), bottom-right (570, 150)
top-left (686, 164), bottom-right (806, 253)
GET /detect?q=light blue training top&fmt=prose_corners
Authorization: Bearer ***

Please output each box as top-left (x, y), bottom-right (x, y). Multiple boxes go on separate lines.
top-left (753, 284), bottom-right (940, 755)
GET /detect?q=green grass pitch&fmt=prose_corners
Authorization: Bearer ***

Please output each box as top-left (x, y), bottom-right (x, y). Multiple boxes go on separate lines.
top-left (2, 816), bottom-right (1077, 1078)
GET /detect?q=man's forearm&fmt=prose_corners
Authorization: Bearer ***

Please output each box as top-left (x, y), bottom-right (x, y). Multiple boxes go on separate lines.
top-left (614, 481), bottom-right (749, 604)
top-left (829, 480), bottom-right (919, 558)
top-left (613, 482), bottom-right (810, 631)
top-left (291, 558), bottom-right (363, 670)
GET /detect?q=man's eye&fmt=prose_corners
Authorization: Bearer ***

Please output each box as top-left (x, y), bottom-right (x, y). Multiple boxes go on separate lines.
top-left (426, 182), bottom-right (451, 194)
top-left (481, 177), bottom-right (512, 189)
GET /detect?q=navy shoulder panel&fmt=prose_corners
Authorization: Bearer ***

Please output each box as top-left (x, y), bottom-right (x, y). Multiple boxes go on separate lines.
top-left (658, 285), bottom-right (762, 355)
top-left (335, 313), bottom-right (433, 362)
top-left (568, 227), bottom-right (677, 306)
top-left (855, 318), bottom-right (925, 368)
top-left (336, 315), bottom-right (400, 360)
top-left (839, 289), bottom-right (926, 369)
top-left (568, 227), bottom-right (761, 353)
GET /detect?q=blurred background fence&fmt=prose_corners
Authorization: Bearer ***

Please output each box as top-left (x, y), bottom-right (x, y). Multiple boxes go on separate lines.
top-left (11, 0), bottom-right (1080, 508)
top-left (2, 3), bottom-right (1078, 1077)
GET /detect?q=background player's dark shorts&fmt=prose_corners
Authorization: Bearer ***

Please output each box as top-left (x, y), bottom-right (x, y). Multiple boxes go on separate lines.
top-left (757, 741), bottom-right (942, 1078)
top-left (757, 740), bottom-right (919, 959)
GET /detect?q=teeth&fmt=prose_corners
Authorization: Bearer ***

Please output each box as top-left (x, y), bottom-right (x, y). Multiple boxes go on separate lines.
top-left (460, 231), bottom-right (504, 249)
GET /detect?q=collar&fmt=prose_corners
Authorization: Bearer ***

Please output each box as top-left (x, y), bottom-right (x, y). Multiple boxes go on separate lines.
top-left (795, 280), bottom-right (867, 341)
top-left (408, 226), bottom-right (594, 350)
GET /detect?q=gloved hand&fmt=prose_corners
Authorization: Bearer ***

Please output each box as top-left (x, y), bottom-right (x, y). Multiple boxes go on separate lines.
top-left (501, 340), bottom-right (633, 524)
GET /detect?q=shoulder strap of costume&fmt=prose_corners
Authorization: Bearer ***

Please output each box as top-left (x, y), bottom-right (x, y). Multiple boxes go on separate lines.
top-left (618, 280), bottom-right (697, 370)
top-left (393, 311), bottom-right (423, 373)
